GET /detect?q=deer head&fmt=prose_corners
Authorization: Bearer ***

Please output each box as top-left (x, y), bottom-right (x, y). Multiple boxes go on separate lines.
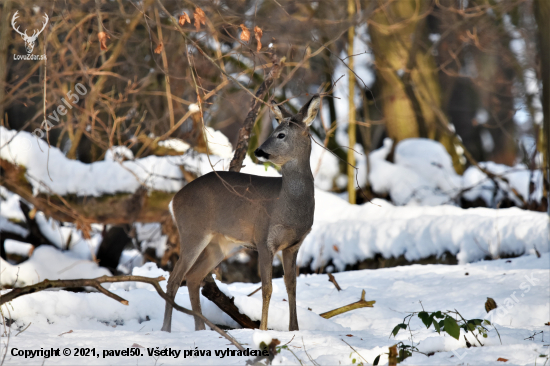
top-left (12, 11), bottom-right (49, 54)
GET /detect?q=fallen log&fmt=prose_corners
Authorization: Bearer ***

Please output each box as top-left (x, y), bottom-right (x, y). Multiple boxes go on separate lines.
top-left (201, 275), bottom-right (260, 329)
top-left (0, 159), bottom-right (173, 225)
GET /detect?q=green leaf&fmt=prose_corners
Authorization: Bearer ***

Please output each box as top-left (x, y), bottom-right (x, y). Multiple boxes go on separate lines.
top-left (467, 322), bottom-right (476, 331)
top-left (433, 318), bottom-right (441, 333)
top-left (472, 319), bottom-right (483, 326)
top-left (434, 311), bottom-right (444, 319)
top-left (264, 162), bottom-right (269, 171)
top-left (418, 312), bottom-right (432, 329)
top-left (352, 358), bottom-right (356, 364)
top-left (483, 319), bottom-right (491, 325)
top-left (391, 323), bottom-right (407, 337)
top-left (444, 316), bottom-right (460, 340)
top-left (373, 355), bottom-right (380, 365)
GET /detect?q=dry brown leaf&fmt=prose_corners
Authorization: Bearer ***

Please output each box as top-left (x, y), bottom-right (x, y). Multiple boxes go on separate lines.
top-left (98, 32), bottom-right (110, 51)
top-left (239, 24), bottom-right (250, 42)
top-left (333, 244), bottom-right (339, 253)
top-left (497, 358), bottom-right (508, 362)
top-left (346, 334), bottom-right (353, 337)
top-left (131, 343), bottom-right (144, 348)
top-left (485, 297), bottom-right (497, 313)
top-left (57, 330), bottom-right (73, 337)
top-left (154, 42), bottom-right (163, 54)
top-left (178, 12), bottom-right (190, 26)
top-left (268, 338), bottom-right (280, 356)
top-left (254, 26), bottom-right (263, 51)
top-left (194, 8), bottom-right (206, 31)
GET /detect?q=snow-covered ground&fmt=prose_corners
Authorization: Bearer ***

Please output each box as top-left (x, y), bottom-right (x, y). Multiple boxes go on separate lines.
top-left (1, 254), bottom-right (548, 365)
top-left (300, 190), bottom-right (549, 271)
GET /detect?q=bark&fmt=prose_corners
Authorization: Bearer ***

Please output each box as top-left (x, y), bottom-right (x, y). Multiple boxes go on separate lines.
top-left (347, 0), bottom-right (357, 204)
top-left (369, 0), bottom-right (462, 171)
top-left (228, 53), bottom-right (282, 172)
top-left (327, 273), bottom-right (342, 291)
top-left (319, 289), bottom-right (375, 319)
top-left (534, 0), bottom-right (550, 214)
top-left (201, 275), bottom-right (260, 329)
top-left (0, 0), bottom-right (13, 124)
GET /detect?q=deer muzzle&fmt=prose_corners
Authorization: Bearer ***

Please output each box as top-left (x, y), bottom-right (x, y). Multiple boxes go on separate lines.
top-left (254, 148), bottom-right (270, 161)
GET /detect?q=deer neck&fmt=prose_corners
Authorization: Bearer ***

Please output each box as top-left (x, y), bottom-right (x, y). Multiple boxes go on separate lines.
top-left (280, 156), bottom-right (314, 200)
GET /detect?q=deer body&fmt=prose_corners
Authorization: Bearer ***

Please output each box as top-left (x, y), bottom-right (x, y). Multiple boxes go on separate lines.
top-left (161, 95), bottom-right (321, 332)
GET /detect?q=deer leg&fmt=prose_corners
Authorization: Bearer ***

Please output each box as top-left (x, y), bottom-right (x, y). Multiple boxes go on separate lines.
top-left (257, 245), bottom-right (274, 330)
top-left (161, 256), bottom-right (186, 333)
top-left (185, 242), bottom-right (225, 331)
top-left (282, 246), bottom-right (300, 331)
top-left (161, 232), bottom-right (212, 332)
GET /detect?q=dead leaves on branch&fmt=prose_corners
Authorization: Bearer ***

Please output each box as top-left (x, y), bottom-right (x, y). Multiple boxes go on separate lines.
top-left (239, 24), bottom-right (250, 42)
top-left (239, 24), bottom-right (263, 51)
top-left (98, 32), bottom-right (110, 50)
top-left (154, 42), bottom-right (163, 54)
top-left (178, 12), bottom-right (190, 26)
top-left (254, 26), bottom-right (263, 51)
top-left (194, 8), bottom-right (206, 31)
top-left (177, 8), bottom-right (262, 53)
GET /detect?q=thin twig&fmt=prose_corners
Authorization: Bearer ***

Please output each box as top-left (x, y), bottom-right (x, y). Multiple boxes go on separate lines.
top-left (14, 322), bottom-right (31, 337)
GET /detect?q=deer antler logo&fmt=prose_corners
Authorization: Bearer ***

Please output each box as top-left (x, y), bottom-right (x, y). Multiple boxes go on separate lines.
top-left (11, 11), bottom-right (49, 54)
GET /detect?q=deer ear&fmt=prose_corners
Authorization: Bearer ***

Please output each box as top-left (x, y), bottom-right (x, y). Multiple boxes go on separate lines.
top-left (300, 95), bottom-right (321, 127)
top-left (270, 103), bottom-right (293, 124)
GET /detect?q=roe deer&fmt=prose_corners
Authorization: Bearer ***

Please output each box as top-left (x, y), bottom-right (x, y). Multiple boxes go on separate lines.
top-left (161, 95), bottom-right (321, 332)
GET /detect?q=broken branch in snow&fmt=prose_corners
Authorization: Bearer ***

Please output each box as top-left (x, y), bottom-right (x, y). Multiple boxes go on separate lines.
top-left (319, 290), bottom-right (375, 319)
top-left (201, 275), bottom-right (260, 329)
top-left (0, 275), bottom-right (244, 351)
top-left (327, 273), bottom-right (342, 291)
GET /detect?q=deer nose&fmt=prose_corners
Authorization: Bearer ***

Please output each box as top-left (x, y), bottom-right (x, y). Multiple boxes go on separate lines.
top-left (254, 148), bottom-right (270, 160)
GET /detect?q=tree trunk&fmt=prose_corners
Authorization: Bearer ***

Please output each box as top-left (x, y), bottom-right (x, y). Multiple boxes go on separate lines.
top-left (347, 0), bottom-right (357, 204)
top-left (368, 0), bottom-right (462, 171)
top-left (0, 0), bottom-right (13, 124)
top-left (534, 0), bottom-right (550, 214)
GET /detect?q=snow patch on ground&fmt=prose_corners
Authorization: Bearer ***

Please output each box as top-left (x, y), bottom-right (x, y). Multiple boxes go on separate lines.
top-left (1, 254), bottom-right (547, 365)
top-left (0, 246), bottom-right (111, 287)
top-left (368, 138), bottom-right (542, 206)
top-left (299, 189), bottom-right (548, 270)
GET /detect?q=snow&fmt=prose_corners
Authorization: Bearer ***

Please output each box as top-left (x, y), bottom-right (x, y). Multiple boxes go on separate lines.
top-left (1, 254), bottom-right (548, 365)
top-left (157, 138), bottom-right (190, 153)
top-left (0, 126), bottom-right (278, 197)
top-left (299, 189), bottom-right (548, 271)
top-left (0, 246), bottom-right (111, 287)
top-left (368, 138), bottom-right (543, 206)
top-left (1, 126), bottom-right (547, 274)
top-left (104, 146), bottom-right (134, 162)
top-left (3, 239), bottom-right (33, 257)
top-left (252, 330), bottom-right (273, 348)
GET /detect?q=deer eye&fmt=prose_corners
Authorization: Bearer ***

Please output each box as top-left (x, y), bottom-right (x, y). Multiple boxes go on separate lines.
top-left (277, 133), bottom-right (286, 139)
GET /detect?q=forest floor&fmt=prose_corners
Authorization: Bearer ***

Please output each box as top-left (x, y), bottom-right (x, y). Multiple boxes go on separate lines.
top-left (1, 253), bottom-right (548, 365)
